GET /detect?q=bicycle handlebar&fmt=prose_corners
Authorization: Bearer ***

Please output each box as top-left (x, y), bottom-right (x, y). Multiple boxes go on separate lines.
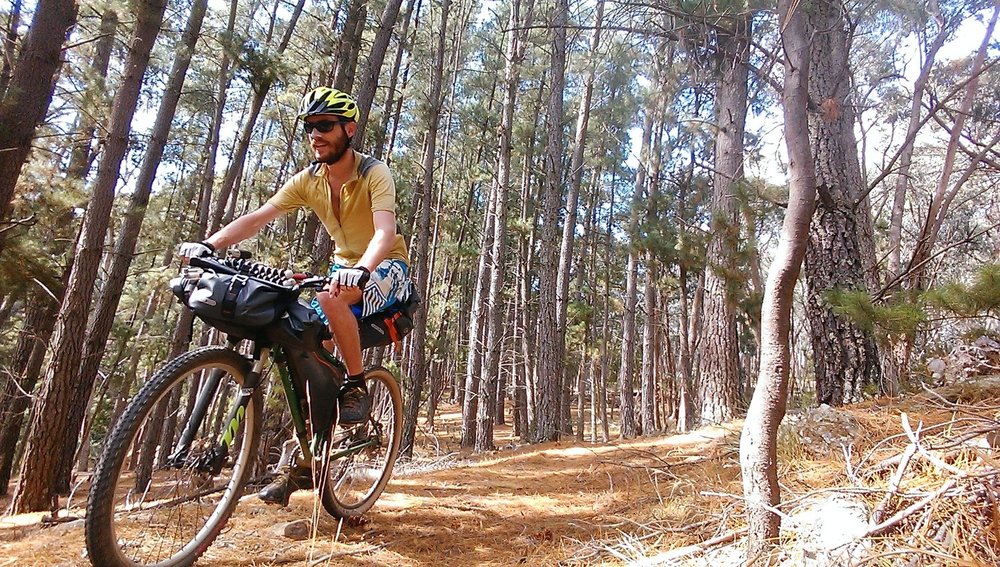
top-left (188, 254), bottom-right (328, 291)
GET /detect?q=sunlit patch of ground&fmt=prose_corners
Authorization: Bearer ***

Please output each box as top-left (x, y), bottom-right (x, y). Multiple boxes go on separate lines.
top-left (1, 383), bottom-right (996, 566)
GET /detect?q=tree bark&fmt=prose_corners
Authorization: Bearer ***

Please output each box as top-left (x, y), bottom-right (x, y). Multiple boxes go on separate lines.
top-left (697, 13), bottom-right (750, 424)
top-left (803, 0), bottom-right (881, 406)
top-left (532, 0), bottom-right (568, 443)
top-left (12, 0), bottom-right (167, 513)
top-left (67, 0), bottom-right (208, 484)
top-left (740, 0), bottom-right (816, 557)
top-left (401, 0), bottom-right (450, 458)
top-left (0, 0), bottom-right (77, 254)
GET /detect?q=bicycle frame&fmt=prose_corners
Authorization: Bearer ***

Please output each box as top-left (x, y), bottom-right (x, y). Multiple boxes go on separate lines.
top-left (167, 338), bottom-right (377, 475)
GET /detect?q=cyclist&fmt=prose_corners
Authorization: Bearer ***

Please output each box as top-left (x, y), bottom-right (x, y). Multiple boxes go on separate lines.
top-left (178, 87), bottom-right (410, 505)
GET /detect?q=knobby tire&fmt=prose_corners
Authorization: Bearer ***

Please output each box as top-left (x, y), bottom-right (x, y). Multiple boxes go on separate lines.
top-left (85, 346), bottom-right (261, 567)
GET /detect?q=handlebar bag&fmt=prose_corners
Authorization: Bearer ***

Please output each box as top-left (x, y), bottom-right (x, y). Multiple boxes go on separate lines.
top-left (183, 272), bottom-right (292, 329)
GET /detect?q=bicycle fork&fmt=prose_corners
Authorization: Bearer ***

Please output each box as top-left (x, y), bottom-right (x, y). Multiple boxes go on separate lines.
top-left (167, 345), bottom-right (270, 474)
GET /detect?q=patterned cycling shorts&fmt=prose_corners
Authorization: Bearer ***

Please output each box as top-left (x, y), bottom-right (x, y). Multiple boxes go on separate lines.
top-left (311, 258), bottom-right (411, 322)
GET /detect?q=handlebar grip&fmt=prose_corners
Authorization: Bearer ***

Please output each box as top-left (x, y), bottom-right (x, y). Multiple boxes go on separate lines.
top-left (189, 256), bottom-right (236, 274)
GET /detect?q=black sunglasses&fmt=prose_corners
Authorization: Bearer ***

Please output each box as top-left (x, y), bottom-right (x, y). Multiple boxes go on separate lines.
top-left (303, 120), bottom-right (346, 134)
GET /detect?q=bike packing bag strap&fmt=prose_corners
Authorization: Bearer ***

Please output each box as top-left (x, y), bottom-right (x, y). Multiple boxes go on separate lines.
top-left (220, 274), bottom-right (249, 318)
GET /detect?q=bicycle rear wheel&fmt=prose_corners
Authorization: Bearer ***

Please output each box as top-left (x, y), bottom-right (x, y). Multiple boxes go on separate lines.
top-left (85, 346), bottom-right (262, 567)
top-left (320, 366), bottom-right (402, 518)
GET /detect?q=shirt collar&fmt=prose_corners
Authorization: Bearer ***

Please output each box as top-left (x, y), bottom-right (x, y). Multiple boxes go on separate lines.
top-left (309, 151), bottom-right (362, 181)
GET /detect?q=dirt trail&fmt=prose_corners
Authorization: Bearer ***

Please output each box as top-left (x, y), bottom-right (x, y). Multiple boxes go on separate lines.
top-left (0, 409), bottom-right (740, 566)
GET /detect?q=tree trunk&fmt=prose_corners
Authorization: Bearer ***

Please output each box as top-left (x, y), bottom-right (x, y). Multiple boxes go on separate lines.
top-left (67, 0), bottom-right (208, 484)
top-left (12, 0), bottom-right (167, 513)
top-left (697, 13), bottom-right (750, 424)
top-left (886, 5), bottom-right (948, 280)
top-left (557, 0), bottom-right (601, 438)
top-left (803, 0), bottom-right (881, 406)
top-left (0, 0), bottom-right (77, 253)
top-left (353, 0), bottom-right (406, 149)
top-left (474, 0), bottom-right (533, 453)
top-left (462, 215), bottom-right (488, 446)
top-left (400, 0), bottom-right (449, 458)
top-left (65, 9), bottom-right (118, 180)
top-left (209, 0), bottom-right (305, 234)
top-left (740, 0), bottom-right (816, 556)
top-left (0, 0), bottom-right (23, 95)
top-left (193, 0), bottom-right (238, 244)
top-left (618, 107), bottom-right (654, 440)
top-left (516, 83), bottom-right (544, 440)
top-left (902, 6), bottom-right (997, 290)
top-left (894, 7), bottom-right (999, 377)
top-left (0, 292), bottom-right (60, 495)
top-left (330, 0), bottom-right (366, 91)
top-left (532, 0), bottom-right (568, 443)
top-left (640, 262), bottom-right (657, 434)
top-left (372, 0), bottom-right (421, 158)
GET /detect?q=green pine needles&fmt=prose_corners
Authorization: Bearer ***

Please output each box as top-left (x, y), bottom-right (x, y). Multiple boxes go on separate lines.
top-left (924, 264), bottom-right (1000, 317)
top-left (825, 264), bottom-right (1000, 333)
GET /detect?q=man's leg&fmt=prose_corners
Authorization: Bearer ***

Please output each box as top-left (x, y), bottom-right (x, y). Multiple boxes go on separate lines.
top-left (316, 288), bottom-right (370, 424)
top-left (258, 288), bottom-right (369, 505)
top-left (317, 287), bottom-right (364, 375)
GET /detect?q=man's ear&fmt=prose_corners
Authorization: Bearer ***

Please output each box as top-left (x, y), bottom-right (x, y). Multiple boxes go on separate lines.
top-left (345, 121), bottom-right (358, 138)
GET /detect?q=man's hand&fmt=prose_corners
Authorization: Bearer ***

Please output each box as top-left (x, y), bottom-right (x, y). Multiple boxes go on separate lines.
top-left (178, 241), bottom-right (215, 259)
top-left (332, 266), bottom-right (370, 290)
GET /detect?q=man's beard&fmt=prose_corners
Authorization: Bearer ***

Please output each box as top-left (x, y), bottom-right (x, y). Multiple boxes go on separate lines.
top-left (316, 135), bottom-right (352, 165)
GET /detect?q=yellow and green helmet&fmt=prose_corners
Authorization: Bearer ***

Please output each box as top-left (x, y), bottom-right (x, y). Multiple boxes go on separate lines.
top-left (298, 87), bottom-right (359, 121)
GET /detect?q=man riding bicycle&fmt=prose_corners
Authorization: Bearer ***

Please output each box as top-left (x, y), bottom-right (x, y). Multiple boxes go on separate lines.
top-left (178, 87), bottom-right (410, 505)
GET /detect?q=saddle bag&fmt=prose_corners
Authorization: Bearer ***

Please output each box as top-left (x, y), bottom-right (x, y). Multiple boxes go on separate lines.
top-left (357, 290), bottom-right (421, 349)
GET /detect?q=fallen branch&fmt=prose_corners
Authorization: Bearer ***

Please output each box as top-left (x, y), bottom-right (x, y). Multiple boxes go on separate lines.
top-left (854, 546), bottom-right (983, 566)
top-left (872, 443), bottom-right (916, 524)
top-left (634, 527), bottom-right (747, 566)
top-left (864, 478), bottom-right (958, 537)
top-left (307, 543), bottom-right (387, 566)
top-left (900, 413), bottom-right (968, 478)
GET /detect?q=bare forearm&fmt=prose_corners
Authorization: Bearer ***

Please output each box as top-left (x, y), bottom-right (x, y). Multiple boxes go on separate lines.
top-left (356, 230), bottom-right (395, 270)
top-left (204, 204), bottom-right (282, 250)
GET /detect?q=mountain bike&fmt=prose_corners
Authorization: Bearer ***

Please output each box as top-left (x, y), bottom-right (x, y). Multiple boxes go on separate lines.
top-left (84, 253), bottom-right (412, 567)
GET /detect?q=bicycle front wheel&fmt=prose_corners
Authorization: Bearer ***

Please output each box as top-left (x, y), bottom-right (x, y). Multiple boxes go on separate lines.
top-left (320, 366), bottom-right (402, 518)
top-left (85, 346), bottom-right (263, 567)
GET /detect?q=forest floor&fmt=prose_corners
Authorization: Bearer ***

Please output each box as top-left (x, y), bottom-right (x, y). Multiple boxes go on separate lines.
top-left (0, 382), bottom-right (997, 566)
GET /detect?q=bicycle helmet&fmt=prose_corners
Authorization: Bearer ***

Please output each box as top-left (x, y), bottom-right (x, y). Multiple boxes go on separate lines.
top-left (298, 87), bottom-right (359, 121)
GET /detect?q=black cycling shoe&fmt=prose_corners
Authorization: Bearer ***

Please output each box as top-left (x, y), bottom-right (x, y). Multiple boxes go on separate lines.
top-left (338, 378), bottom-right (371, 425)
top-left (258, 465), bottom-right (313, 507)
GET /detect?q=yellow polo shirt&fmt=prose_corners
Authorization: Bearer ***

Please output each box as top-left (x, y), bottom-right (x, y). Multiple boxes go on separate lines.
top-left (268, 152), bottom-right (409, 267)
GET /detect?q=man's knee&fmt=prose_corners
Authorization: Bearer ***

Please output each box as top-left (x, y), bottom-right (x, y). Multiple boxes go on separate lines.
top-left (317, 289), bottom-right (361, 320)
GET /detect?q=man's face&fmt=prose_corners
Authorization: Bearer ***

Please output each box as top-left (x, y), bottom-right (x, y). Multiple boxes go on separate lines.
top-left (304, 116), bottom-right (355, 164)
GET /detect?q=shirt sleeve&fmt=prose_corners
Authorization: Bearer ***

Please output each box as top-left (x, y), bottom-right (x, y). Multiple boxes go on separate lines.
top-left (367, 163), bottom-right (397, 213)
top-left (267, 169), bottom-right (310, 212)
